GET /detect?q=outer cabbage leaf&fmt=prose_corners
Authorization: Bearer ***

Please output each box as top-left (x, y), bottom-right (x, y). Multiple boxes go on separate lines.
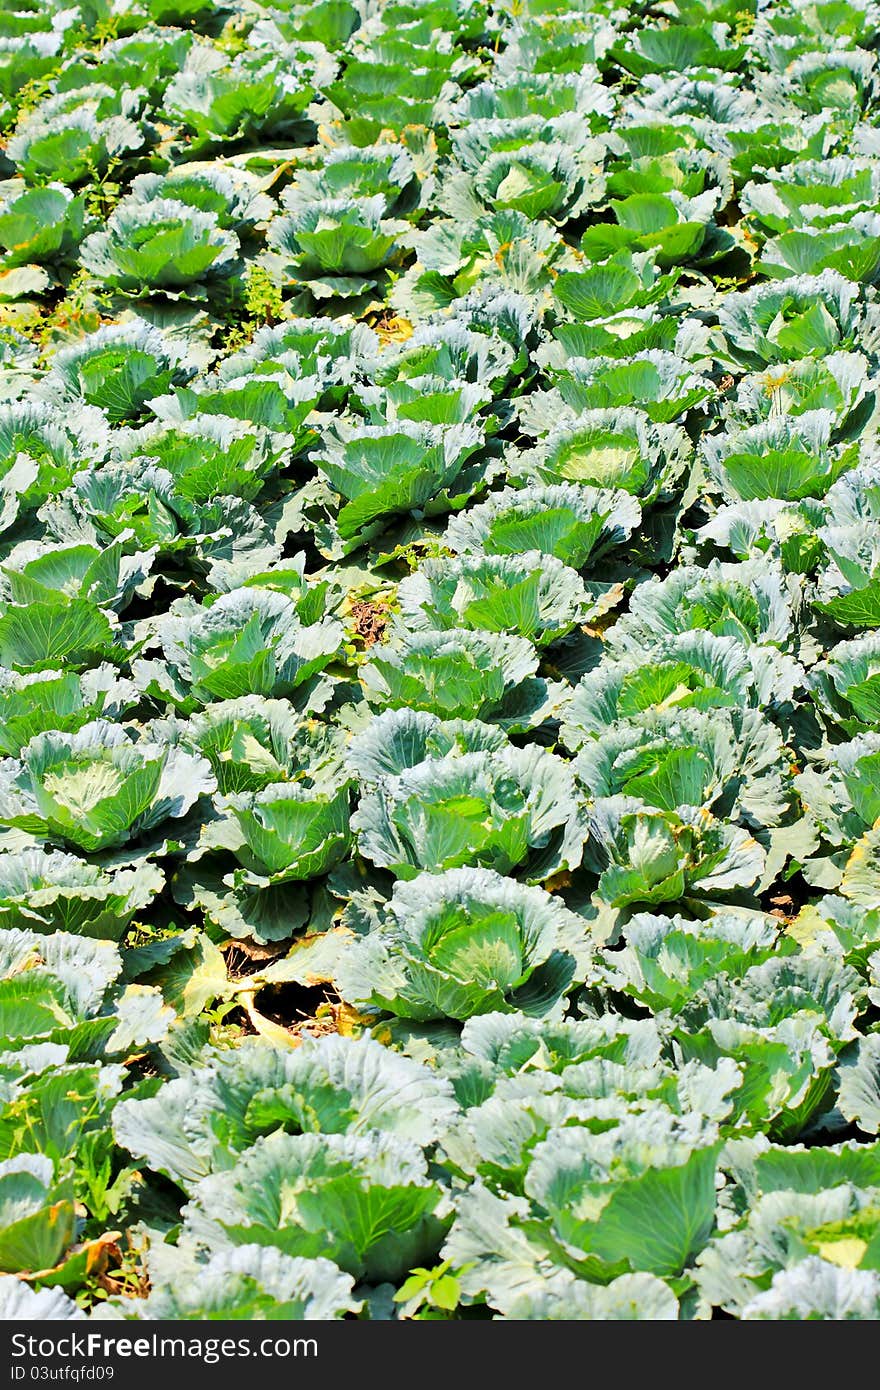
top-left (760, 214), bottom-right (880, 285)
top-left (534, 349), bottom-right (713, 425)
top-left (715, 271), bottom-right (863, 367)
top-left (606, 560), bottom-right (803, 658)
top-left (742, 158), bottom-right (880, 234)
top-left (560, 631), bottom-right (788, 750)
top-left (575, 706), bottom-right (791, 827)
top-left (266, 194), bottom-right (407, 298)
top-left (281, 143), bottom-right (420, 218)
top-left (164, 43), bottom-right (333, 148)
top-left (0, 1275), bottom-right (82, 1319)
top-left (43, 320), bottom-right (190, 425)
top-left (742, 1257), bottom-right (880, 1320)
top-left (697, 1163), bottom-right (880, 1316)
top-left (0, 537), bottom-right (153, 614)
top-left (522, 1116), bottom-right (721, 1278)
top-left (127, 165), bottom-right (274, 233)
top-left (0, 666), bottom-right (137, 757)
top-left (113, 416), bottom-right (285, 506)
top-left (586, 798), bottom-right (765, 909)
top-left (703, 412), bottom-right (857, 503)
top-left (597, 909), bottom-right (784, 1009)
top-left (177, 693), bottom-right (337, 796)
top-left (0, 1153), bottom-right (75, 1275)
top-left (197, 772), bottom-right (352, 882)
top-left (811, 634), bottom-right (880, 732)
top-left (814, 522), bottom-right (880, 629)
top-left (349, 709), bottom-right (508, 785)
top-left (6, 104), bottom-right (144, 186)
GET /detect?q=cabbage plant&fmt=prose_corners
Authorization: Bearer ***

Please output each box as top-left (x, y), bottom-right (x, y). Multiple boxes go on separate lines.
top-left (43, 319), bottom-right (190, 423)
top-left (336, 866), bottom-right (594, 1020)
top-left (180, 1130), bottom-right (452, 1282)
top-left (137, 584), bottom-right (344, 708)
top-left (81, 199), bottom-right (240, 298)
top-left (0, 720), bottom-right (214, 853)
top-left (396, 550), bottom-right (592, 645)
top-left (0, 182), bottom-right (85, 268)
top-left (266, 194), bottom-right (408, 299)
top-left (353, 738), bottom-right (585, 880)
top-left (164, 44), bottom-right (333, 148)
top-left (0, 847), bottom-right (162, 939)
top-left (315, 419), bottom-right (483, 545)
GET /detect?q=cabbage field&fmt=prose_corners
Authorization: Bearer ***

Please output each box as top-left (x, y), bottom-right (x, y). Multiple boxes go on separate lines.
top-left (2, 0), bottom-right (880, 1327)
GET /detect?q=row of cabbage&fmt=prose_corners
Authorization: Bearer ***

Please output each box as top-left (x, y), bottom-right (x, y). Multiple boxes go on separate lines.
top-left (1, 0), bottom-right (880, 1324)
